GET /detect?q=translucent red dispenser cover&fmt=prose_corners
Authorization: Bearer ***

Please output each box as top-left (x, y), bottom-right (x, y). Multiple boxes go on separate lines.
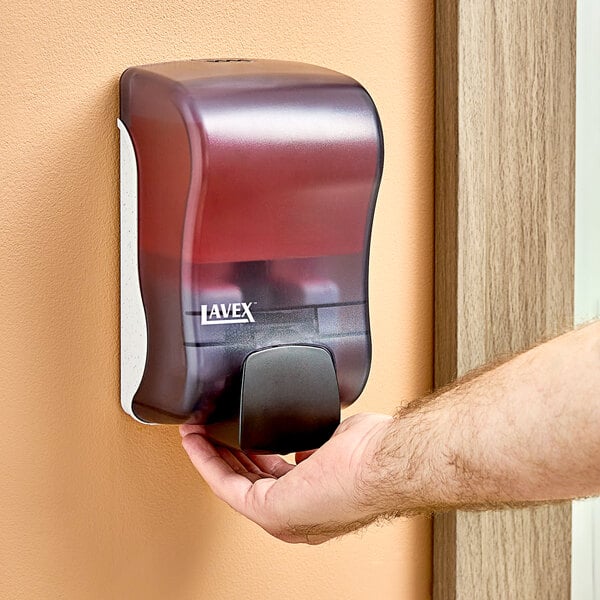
top-left (119, 59), bottom-right (383, 449)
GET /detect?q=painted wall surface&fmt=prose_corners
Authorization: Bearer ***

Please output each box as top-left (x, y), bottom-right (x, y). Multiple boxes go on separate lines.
top-left (0, 2), bottom-right (434, 599)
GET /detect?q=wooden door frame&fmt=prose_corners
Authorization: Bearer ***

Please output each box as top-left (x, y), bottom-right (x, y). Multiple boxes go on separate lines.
top-left (433, 1), bottom-right (576, 598)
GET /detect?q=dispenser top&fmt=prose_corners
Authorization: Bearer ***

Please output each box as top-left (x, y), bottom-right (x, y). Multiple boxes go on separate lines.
top-left (121, 58), bottom-right (359, 93)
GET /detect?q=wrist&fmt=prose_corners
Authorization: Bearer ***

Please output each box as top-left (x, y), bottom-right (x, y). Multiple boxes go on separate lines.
top-left (355, 413), bottom-right (424, 516)
top-left (360, 397), bottom-right (459, 516)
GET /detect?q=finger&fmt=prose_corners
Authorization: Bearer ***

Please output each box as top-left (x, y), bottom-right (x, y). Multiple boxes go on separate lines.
top-left (295, 449), bottom-right (317, 464)
top-left (182, 434), bottom-right (255, 513)
top-left (229, 449), bottom-right (275, 478)
top-left (215, 446), bottom-right (264, 483)
top-left (244, 453), bottom-right (295, 477)
top-left (180, 424), bottom-right (207, 437)
top-left (215, 446), bottom-right (250, 474)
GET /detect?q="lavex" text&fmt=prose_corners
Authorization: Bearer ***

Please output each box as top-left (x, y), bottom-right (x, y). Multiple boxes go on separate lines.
top-left (199, 302), bottom-right (256, 325)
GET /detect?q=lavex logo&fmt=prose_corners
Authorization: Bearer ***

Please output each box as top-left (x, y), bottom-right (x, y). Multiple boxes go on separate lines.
top-left (200, 302), bottom-right (256, 325)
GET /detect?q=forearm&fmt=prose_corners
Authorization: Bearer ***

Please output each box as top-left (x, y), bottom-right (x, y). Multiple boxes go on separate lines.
top-left (369, 321), bottom-right (600, 515)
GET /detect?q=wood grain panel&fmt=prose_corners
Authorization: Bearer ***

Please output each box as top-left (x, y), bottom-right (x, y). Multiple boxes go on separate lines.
top-left (433, 1), bottom-right (576, 598)
top-left (432, 2), bottom-right (459, 598)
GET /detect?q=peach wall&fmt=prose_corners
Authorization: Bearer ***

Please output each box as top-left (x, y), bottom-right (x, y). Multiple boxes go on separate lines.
top-left (0, 2), bottom-right (434, 599)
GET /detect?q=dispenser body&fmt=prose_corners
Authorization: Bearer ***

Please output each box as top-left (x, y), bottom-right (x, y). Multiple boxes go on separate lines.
top-left (119, 59), bottom-right (383, 451)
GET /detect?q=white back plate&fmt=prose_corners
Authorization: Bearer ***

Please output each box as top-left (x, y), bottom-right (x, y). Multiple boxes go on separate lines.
top-left (118, 118), bottom-right (152, 424)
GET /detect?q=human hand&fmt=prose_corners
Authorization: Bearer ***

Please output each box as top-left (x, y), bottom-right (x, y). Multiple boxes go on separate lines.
top-left (180, 413), bottom-right (393, 544)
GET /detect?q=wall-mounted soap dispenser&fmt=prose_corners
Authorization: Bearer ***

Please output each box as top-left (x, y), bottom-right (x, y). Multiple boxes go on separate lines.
top-left (119, 59), bottom-right (383, 453)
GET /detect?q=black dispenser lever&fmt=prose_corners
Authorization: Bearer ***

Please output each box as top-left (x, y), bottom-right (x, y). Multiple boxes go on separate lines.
top-left (239, 345), bottom-right (340, 454)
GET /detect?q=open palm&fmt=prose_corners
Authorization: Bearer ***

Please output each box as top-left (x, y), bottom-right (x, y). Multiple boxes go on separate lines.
top-left (180, 413), bottom-right (392, 544)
